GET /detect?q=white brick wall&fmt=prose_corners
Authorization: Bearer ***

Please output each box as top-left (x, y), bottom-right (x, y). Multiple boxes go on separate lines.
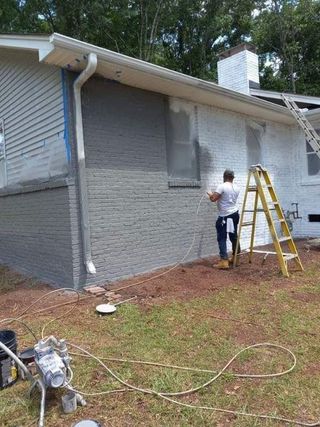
top-left (217, 50), bottom-right (259, 95)
top-left (289, 122), bottom-right (320, 238)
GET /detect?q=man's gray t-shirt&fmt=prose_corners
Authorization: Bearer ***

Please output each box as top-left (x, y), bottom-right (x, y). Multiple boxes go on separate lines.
top-left (215, 182), bottom-right (240, 217)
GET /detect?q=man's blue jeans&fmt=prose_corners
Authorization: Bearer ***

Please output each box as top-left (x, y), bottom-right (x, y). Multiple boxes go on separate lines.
top-left (215, 211), bottom-right (240, 260)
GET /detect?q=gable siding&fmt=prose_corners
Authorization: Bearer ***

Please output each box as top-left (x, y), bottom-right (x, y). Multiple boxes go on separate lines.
top-left (0, 49), bottom-right (68, 187)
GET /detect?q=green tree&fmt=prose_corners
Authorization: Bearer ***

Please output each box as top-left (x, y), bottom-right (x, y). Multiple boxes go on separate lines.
top-left (0, 0), bottom-right (21, 32)
top-left (253, 0), bottom-right (320, 95)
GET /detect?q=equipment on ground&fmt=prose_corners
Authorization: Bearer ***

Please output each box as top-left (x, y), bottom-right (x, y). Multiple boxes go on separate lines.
top-left (281, 93), bottom-right (320, 160)
top-left (34, 337), bottom-right (70, 388)
top-left (0, 333), bottom-right (86, 427)
top-left (0, 330), bottom-right (18, 389)
top-left (234, 165), bottom-right (304, 277)
top-left (96, 303), bottom-right (117, 315)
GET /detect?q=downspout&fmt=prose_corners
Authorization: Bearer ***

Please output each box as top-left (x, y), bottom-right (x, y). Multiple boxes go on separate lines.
top-left (73, 53), bottom-right (97, 274)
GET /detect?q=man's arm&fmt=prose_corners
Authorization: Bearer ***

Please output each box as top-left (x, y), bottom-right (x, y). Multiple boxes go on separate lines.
top-left (207, 191), bottom-right (221, 202)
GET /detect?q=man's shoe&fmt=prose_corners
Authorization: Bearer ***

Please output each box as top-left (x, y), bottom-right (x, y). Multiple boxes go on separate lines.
top-left (214, 259), bottom-right (229, 269)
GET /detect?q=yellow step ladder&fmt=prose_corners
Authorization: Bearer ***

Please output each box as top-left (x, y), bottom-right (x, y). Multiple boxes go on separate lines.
top-left (233, 165), bottom-right (303, 277)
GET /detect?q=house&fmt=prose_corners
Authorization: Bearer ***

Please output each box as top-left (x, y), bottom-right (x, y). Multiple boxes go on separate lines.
top-left (0, 34), bottom-right (319, 288)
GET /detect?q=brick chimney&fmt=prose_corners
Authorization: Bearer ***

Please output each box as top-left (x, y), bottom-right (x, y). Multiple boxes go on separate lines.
top-left (217, 43), bottom-right (260, 95)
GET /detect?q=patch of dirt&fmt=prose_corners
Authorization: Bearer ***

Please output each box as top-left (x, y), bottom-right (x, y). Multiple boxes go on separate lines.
top-left (303, 362), bottom-right (320, 376)
top-left (109, 240), bottom-right (319, 305)
top-left (0, 240), bottom-right (319, 318)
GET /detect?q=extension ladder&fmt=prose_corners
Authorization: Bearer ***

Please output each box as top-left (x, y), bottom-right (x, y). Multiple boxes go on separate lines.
top-left (281, 93), bottom-right (320, 160)
top-left (233, 165), bottom-right (303, 277)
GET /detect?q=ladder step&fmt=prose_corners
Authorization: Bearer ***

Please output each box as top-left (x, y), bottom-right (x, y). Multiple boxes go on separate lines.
top-left (278, 236), bottom-right (292, 243)
top-left (283, 254), bottom-right (298, 261)
top-left (244, 208), bottom-right (276, 212)
top-left (246, 250), bottom-right (298, 261)
top-left (274, 218), bottom-right (286, 223)
top-left (248, 186), bottom-right (257, 192)
top-left (242, 221), bottom-right (254, 227)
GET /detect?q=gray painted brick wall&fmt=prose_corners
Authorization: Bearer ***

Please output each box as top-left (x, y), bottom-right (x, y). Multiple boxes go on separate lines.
top-left (0, 186), bottom-right (74, 285)
top-left (76, 78), bottom-right (216, 286)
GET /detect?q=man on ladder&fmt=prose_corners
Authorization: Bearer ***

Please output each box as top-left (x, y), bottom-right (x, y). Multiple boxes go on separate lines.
top-left (207, 169), bottom-right (241, 269)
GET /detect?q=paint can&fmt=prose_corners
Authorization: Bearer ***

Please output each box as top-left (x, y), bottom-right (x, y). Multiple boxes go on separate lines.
top-left (0, 330), bottom-right (18, 389)
top-left (62, 391), bottom-right (77, 414)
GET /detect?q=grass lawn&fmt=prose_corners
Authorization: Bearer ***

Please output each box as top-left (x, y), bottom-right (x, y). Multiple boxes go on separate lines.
top-left (0, 244), bottom-right (319, 427)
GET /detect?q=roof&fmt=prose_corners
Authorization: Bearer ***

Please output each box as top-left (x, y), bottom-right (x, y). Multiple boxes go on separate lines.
top-left (0, 32), bottom-right (308, 125)
top-left (305, 107), bottom-right (320, 122)
top-left (251, 88), bottom-right (320, 110)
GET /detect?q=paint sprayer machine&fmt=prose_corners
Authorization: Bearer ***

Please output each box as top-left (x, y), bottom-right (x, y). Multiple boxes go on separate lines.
top-left (0, 334), bottom-right (85, 427)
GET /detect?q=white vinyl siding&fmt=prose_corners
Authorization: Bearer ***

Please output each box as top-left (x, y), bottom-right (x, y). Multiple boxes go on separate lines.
top-left (0, 119), bottom-right (7, 187)
top-left (0, 49), bottom-right (68, 188)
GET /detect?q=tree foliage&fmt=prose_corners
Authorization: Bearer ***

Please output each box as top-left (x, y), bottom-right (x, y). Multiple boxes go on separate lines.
top-left (253, 0), bottom-right (320, 94)
top-left (0, 0), bottom-right (319, 95)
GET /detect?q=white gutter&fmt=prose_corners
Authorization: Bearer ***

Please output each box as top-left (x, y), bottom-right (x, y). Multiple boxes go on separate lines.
top-left (73, 52), bottom-right (97, 275)
top-left (47, 33), bottom-right (293, 122)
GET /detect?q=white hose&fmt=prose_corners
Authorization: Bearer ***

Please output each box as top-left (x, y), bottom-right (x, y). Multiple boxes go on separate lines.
top-left (67, 342), bottom-right (320, 426)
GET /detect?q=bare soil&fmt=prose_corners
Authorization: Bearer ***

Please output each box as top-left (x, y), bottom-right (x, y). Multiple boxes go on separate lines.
top-left (0, 239), bottom-right (318, 315)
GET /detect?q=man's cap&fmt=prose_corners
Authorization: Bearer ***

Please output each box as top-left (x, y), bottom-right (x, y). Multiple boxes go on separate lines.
top-left (223, 169), bottom-right (235, 179)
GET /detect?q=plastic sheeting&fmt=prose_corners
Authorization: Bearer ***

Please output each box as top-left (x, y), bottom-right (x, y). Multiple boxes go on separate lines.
top-left (165, 98), bottom-right (200, 182)
top-left (246, 120), bottom-right (265, 167)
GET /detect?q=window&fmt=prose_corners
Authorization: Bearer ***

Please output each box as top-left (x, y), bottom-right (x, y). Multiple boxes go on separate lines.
top-left (246, 120), bottom-right (265, 167)
top-left (0, 119), bottom-right (7, 188)
top-left (306, 130), bottom-right (320, 176)
top-left (165, 100), bottom-right (200, 187)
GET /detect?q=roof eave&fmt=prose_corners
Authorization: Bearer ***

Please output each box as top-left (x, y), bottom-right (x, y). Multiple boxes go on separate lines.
top-left (0, 32), bottom-right (295, 125)
top-left (45, 33), bottom-right (294, 125)
top-left (0, 33), bottom-right (53, 60)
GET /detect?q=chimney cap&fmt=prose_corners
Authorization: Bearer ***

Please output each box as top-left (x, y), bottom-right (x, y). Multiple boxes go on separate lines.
top-left (218, 42), bottom-right (257, 60)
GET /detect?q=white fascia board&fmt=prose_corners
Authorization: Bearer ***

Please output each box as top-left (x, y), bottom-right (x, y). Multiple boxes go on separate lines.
top-left (46, 33), bottom-right (293, 123)
top-left (0, 34), bottom-right (53, 61)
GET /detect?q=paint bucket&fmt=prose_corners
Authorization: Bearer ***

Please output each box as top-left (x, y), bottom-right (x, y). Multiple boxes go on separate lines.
top-left (62, 391), bottom-right (77, 414)
top-left (0, 330), bottom-right (18, 389)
